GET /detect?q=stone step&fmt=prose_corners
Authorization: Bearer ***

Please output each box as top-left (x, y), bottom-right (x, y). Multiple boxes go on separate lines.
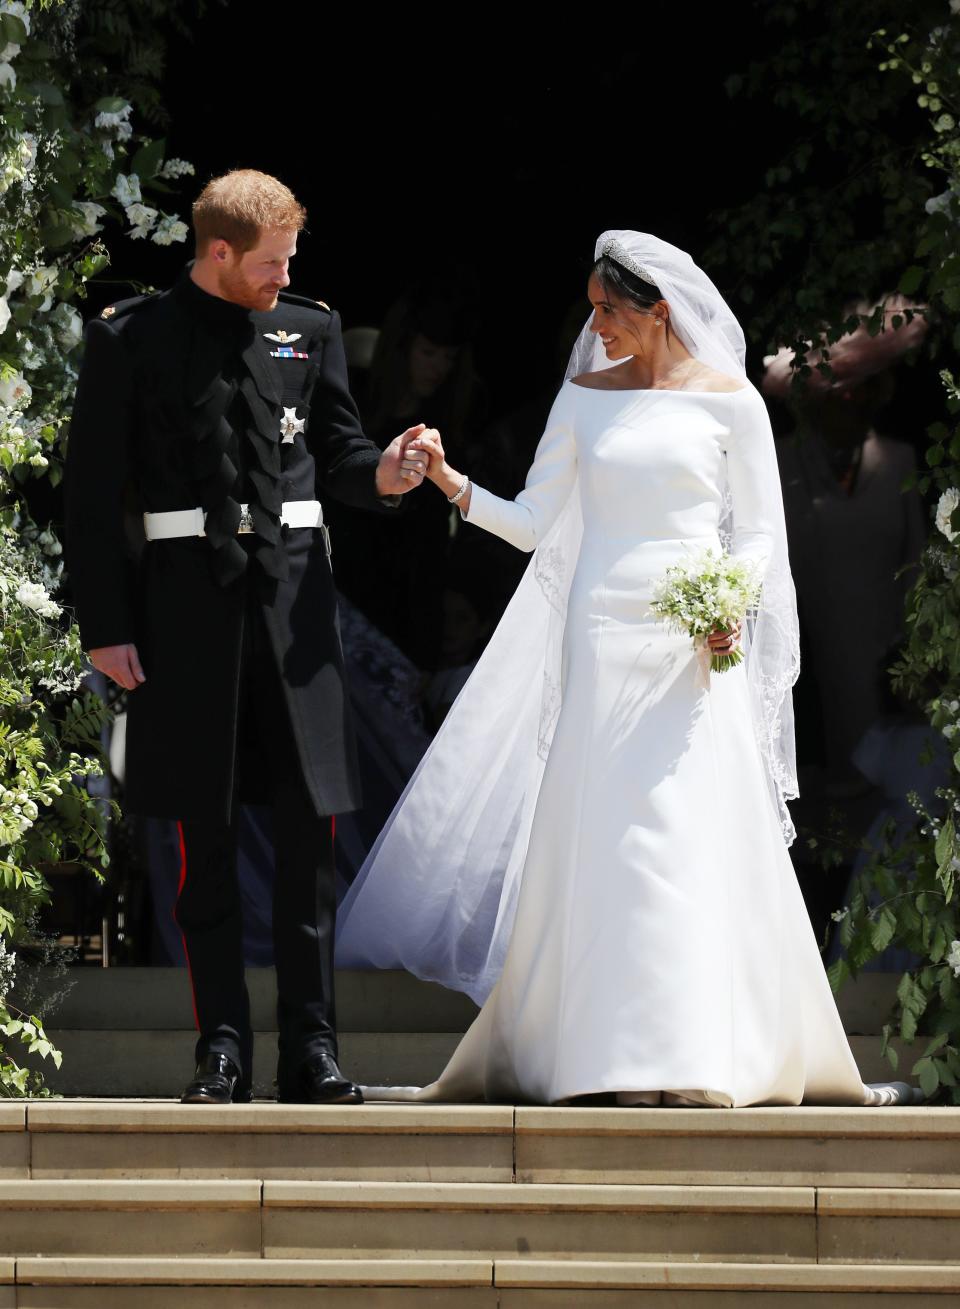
top-left (25, 1103), bottom-right (516, 1183)
top-left (513, 1105), bottom-right (960, 1189)
top-left (23, 968), bottom-right (478, 1032)
top-left (0, 1177), bottom-right (956, 1264)
top-left (40, 1030), bottom-right (462, 1097)
top-left (7, 1103), bottom-right (959, 1189)
top-left (0, 1180), bottom-right (262, 1258)
top-left (35, 1030), bottom-right (916, 1098)
top-left (258, 1179), bottom-right (960, 1266)
top-left (24, 967), bottom-right (897, 1034)
top-left (8, 1257), bottom-right (960, 1308)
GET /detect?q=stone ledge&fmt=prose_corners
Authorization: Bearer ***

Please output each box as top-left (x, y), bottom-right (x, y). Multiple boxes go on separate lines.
top-left (491, 1259), bottom-right (960, 1291)
top-left (819, 1187), bottom-right (960, 1218)
top-left (24, 1104), bottom-right (508, 1136)
top-left (515, 1106), bottom-right (960, 1139)
top-left (0, 1109), bottom-right (24, 1133)
top-left (262, 1180), bottom-right (815, 1213)
top-left (26, 1101), bottom-right (513, 1135)
top-left (14, 1257), bottom-right (494, 1287)
top-left (0, 1179), bottom-right (260, 1209)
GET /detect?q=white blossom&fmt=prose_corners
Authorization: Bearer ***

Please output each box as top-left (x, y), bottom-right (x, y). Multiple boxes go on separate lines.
top-left (158, 158), bottom-right (195, 180)
top-left (19, 133), bottom-right (36, 173)
top-left (830, 907), bottom-right (850, 923)
top-left (72, 201), bottom-right (105, 236)
top-left (5, 268), bottom-right (23, 294)
top-left (111, 172), bottom-right (141, 207)
top-left (0, 370), bottom-right (31, 412)
top-left (125, 202), bottom-right (158, 239)
top-left (94, 103), bottom-right (132, 138)
top-left (936, 488), bottom-right (960, 542)
top-left (26, 264), bottom-right (57, 299)
top-left (151, 213), bottom-right (189, 246)
top-left (52, 303), bottom-right (82, 351)
top-left (37, 529), bottom-right (62, 557)
top-left (0, 936), bottom-right (15, 1006)
top-left (19, 337), bottom-right (43, 371)
top-left (15, 580), bottom-right (60, 618)
top-left (0, 62), bottom-right (15, 91)
top-left (0, 294), bottom-right (9, 335)
top-left (949, 939), bottom-right (960, 979)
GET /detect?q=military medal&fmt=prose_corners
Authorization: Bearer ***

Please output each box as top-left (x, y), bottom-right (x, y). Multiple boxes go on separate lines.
top-left (280, 407), bottom-right (305, 444)
top-left (265, 329), bottom-right (309, 360)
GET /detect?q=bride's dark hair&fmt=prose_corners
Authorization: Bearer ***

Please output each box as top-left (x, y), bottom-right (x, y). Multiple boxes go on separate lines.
top-left (592, 254), bottom-right (664, 310)
top-left (592, 254), bottom-right (672, 343)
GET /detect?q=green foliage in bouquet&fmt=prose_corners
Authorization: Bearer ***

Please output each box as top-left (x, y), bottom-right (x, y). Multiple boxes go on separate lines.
top-left (710, 1), bottom-right (960, 1101)
top-left (0, 0), bottom-right (195, 1095)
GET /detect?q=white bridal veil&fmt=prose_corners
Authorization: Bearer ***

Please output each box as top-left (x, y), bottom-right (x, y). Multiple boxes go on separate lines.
top-left (335, 230), bottom-right (801, 1004)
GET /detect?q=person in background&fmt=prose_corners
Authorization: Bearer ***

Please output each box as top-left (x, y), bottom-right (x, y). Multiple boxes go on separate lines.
top-left (765, 300), bottom-right (927, 795)
top-left (328, 277), bottom-right (487, 672)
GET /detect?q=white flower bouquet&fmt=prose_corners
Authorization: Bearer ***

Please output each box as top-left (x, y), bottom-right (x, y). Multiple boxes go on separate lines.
top-left (649, 549), bottom-right (762, 673)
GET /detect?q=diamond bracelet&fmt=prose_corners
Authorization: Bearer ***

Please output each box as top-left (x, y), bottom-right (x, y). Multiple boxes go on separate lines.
top-left (447, 477), bottom-right (470, 505)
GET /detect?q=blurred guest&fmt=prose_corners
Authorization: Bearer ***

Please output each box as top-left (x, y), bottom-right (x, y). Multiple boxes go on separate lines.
top-left (341, 325), bottom-right (380, 412)
top-left (425, 556), bottom-right (500, 730)
top-left (328, 278), bottom-right (487, 671)
top-left (765, 300), bottom-right (927, 791)
top-left (828, 656), bottom-right (948, 973)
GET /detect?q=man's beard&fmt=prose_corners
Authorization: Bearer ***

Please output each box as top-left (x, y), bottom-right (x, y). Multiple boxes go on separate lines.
top-left (220, 263), bottom-right (279, 312)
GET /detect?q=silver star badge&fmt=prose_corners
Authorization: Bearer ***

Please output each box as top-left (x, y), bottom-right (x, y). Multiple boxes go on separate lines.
top-left (264, 330), bottom-right (302, 344)
top-left (280, 407), bottom-right (306, 444)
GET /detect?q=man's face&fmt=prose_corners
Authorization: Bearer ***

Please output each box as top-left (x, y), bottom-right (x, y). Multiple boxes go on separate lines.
top-left (216, 229), bottom-right (298, 311)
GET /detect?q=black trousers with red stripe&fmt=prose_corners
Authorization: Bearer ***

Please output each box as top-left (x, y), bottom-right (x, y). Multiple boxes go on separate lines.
top-left (174, 583), bottom-right (339, 1083)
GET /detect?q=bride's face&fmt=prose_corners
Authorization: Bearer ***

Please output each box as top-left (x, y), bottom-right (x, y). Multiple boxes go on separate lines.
top-left (586, 272), bottom-right (663, 360)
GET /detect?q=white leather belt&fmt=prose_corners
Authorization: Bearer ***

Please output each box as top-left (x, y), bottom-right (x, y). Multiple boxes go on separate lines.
top-left (143, 500), bottom-right (324, 540)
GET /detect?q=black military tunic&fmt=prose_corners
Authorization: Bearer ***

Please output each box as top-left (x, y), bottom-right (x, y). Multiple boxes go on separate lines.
top-left (66, 267), bottom-right (396, 825)
top-left (66, 267), bottom-right (404, 1081)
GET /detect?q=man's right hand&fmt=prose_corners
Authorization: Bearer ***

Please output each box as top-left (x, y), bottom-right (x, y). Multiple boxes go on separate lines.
top-left (89, 643), bottom-right (146, 691)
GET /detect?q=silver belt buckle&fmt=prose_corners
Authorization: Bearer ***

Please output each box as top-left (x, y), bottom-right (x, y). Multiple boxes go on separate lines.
top-left (237, 505), bottom-right (254, 535)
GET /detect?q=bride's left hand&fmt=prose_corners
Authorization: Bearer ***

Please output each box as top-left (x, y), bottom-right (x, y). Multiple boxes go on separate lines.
top-left (707, 621), bottom-right (741, 655)
top-left (407, 429), bottom-right (447, 482)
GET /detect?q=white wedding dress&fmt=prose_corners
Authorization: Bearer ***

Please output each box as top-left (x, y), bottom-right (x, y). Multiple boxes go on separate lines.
top-left (339, 379), bottom-right (878, 1107)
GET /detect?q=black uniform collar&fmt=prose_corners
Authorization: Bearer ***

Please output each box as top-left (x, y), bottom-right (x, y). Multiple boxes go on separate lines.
top-left (174, 263), bottom-right (253, 333)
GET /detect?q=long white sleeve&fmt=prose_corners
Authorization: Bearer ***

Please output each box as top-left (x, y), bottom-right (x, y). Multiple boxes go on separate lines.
top-left (725, 386), bottom-right (781, 579)
top-left (464, 383), bottom-right (577, 552)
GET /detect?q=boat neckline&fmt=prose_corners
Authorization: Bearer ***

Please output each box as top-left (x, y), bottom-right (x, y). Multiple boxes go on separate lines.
top-left (567, 379), bottom-right (748, 396)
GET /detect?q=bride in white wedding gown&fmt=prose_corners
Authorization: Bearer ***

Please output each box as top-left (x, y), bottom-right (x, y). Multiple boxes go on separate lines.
top-left (335, 231), bottom-right (917, 1108)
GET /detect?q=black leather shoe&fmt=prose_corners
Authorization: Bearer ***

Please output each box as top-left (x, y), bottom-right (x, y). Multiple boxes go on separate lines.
top-left (180, 1053), bottom-right (252, 1105)
top-left (277, 1050), bottom-right (363, 1104)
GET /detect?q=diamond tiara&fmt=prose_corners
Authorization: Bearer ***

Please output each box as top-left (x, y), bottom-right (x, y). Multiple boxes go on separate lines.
top-left (598, 238), bottom-right (659, 288)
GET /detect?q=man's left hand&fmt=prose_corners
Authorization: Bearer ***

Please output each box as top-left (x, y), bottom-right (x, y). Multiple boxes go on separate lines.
top-left (376, 424), bottom-right (431, 497)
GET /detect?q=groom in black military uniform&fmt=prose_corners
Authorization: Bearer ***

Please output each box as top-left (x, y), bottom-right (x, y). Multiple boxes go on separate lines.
top-left (65, 170), bottom-right (429, 1105)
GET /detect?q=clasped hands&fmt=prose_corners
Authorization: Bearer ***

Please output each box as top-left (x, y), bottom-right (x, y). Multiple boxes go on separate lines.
top-left (375, 424), bottom-right (438, 497)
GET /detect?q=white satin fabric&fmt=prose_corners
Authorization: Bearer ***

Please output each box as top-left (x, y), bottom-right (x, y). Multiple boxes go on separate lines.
top-left (339, 381), bottom-right (871, 1107)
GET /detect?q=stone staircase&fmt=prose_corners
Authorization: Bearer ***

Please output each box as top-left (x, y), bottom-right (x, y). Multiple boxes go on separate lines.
top-left (1, 967), bottom-right (954, 1304)
top-left (0, 1100), bottom-right (958, 1305)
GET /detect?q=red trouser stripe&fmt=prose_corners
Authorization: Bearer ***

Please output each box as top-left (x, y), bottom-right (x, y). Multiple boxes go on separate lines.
top-left (175, 820), bottom-right (201, 1032)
